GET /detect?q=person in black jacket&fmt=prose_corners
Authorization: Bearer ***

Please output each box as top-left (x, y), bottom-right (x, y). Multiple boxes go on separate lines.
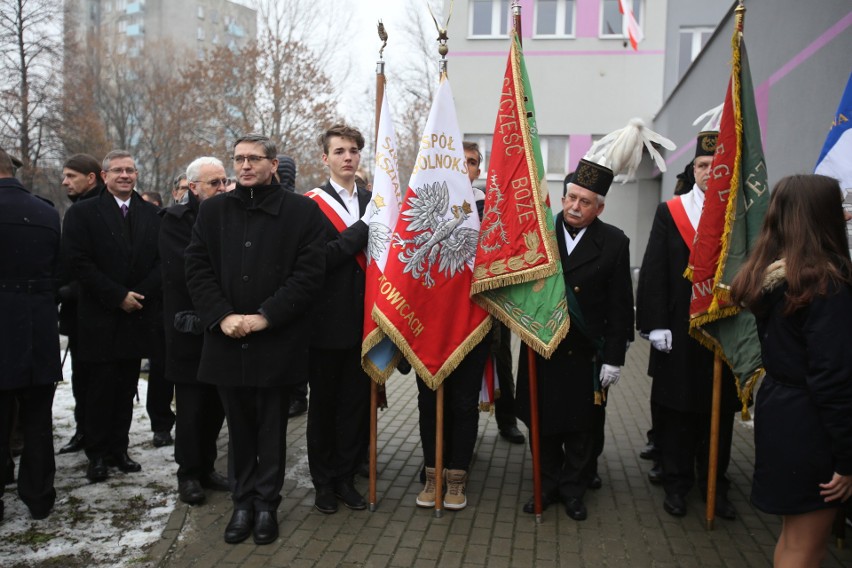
top-left (186, 134), bottom-right (325, 545)
top-left (57, 153), bottom-right (104, 455)
top-left (731, 174), bottom-right (852, 567)
top-left (635, 131), bottom-right (738, 520)
top-left (159, 156), bottom-right (230, 506)
top-left (62, 150), bottom-right (163, 483)
top-left (0, 147), bottom-right (62, 521)
top-left (516, 159), bottom-right (634, 522)
top-left (306, 125), bottom-right (371, 514)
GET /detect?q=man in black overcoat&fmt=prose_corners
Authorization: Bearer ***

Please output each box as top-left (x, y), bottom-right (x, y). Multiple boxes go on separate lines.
top-left (517, 159), bottom-right (634, 521)
top-left (57, 154), bottom-right (105, 455)
top-left (159, 156), bottom-right (230, 506)
top-left (305, 125), bottom-right (372, 514)
top-left (635, 131), bottom-right (739, 520)
top-left (0, 147), bottom-right (62, 521)
top-left (186, 134), bottom-right (325, 545)
top-left (62, 149), bottom-right (162, 482)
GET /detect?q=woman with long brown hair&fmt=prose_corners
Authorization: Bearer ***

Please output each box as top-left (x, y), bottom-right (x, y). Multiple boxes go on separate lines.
top-left (731, 174), bottom-right (852, 567)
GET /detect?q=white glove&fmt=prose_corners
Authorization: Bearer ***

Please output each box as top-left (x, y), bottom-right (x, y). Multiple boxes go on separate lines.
top-left (649, 329), bottom-right (672, 353)
top-left (360, 199), bottom-right (374, 224)
top-left (600, 364), bottom-right (621, 388)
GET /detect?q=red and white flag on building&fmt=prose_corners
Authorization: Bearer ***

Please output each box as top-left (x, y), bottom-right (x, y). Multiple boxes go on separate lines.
top-left (372, 76), bottom-right (491, 389)
top-left (618, 0), bottom-right (644, 50)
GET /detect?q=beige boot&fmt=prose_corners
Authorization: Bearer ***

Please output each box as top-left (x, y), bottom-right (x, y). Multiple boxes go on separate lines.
top-left (416, 467), bottom-right (438, 508)
top-left (443, 469), bottom-right (468, 510)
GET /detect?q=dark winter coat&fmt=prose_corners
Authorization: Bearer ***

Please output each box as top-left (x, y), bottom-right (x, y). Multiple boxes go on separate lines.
top-left (58, 187), bottom-right (99, 337)
top-left (158, 191), bottom-right (203, 384)
top-left (185, 183), bottom-right (326, 387)
top-left (517, 215), bottom-right (634, 434)
top-left (61, 188), bottom-right (162, 362)
top-left (635, 201), bottom-right (738, 414)
top-left (309, 181), bottom-right (370, 349)
top-left (0, 177), bottom-right (62, 389)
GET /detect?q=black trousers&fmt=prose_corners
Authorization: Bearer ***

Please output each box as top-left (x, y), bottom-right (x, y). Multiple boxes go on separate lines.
top-left (538, 428), bottom-right (595, 502)
top-left (0, 384), bottom-right (56, 516)
top-left (492, 323), bottom-right (519, 431)
top-left (84, 359), bottom-right (140, 459)
top-left (417, 340), bottom-right (488, 471)
top-left (145, 355), bottom-right (175, 433)
top-left (218, 385), bottom-right (291, 512)
top-left (657, 405), bottom-right (734, 498)
top-left (67, 333), bottom-right (89, 433)
top-left (588, 404), bottom-right (606, 478)
top-left (174, 382), bottom-right (225, 482)
top-left (307, 346), bottom-right (370, 488)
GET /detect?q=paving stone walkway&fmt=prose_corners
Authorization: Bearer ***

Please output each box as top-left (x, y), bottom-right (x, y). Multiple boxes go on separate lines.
top-left (148, 338), bottom-right (852, 567)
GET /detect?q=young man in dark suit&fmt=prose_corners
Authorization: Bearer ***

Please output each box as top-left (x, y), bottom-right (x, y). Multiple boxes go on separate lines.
top-left (305, 124), bottom-right (372, 514)
top-left (62, 149), bottom-right (163, 482)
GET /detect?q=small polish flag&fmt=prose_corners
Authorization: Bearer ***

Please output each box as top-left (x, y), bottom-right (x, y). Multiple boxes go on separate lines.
top-left (618, 0), bottom-right (644, 50)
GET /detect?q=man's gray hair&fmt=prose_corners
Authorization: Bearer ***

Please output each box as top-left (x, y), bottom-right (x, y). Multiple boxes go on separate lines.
top-left (186, 157), bottom-right (224, 182)
top-left (102, 149), bottom-right (134, 171)
top-left (234, 134), bottom-right (277, 158)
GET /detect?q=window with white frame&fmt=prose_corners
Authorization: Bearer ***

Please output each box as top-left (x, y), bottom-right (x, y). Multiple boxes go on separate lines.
top-left (677, 26), bottom-right (714, 78)
top-left (600, 0), bottom-right (642, 37)
top-left (470, 0), bottom-right (510, 37)
top-left (197, 5), bottom-right (204, 19)
top-left (197, 26), bottom-right (205, 40)
top-left (535, 0), bottom-right (575, 37)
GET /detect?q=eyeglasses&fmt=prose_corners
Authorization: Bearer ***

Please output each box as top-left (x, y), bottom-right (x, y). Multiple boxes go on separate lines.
top-left (107, 167), bottom-right (138, 175)
top-left (194, 177), bottom-right (231, 188)
top-left (233, 155), bottom-right (269, 165)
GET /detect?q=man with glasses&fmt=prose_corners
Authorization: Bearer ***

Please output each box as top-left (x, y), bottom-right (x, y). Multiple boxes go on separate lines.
top-left (171, 174), bottom-right (190, 205)
top-left (305, 124), bottom-right (371, 515)
top-left (636, 130), bottom-right (738, 520)
top-left (186, 135), bottom-right (325, 545)
top-left (62, 150), bottom-right (163, 483)
top-left (159, 157), bottom-right (230, 506)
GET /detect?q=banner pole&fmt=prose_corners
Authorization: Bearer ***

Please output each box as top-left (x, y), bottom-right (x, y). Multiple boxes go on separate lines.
top-left (434, 383), bottom-right (445, 518)
top-left (705, 354), bottom-right (722, 530)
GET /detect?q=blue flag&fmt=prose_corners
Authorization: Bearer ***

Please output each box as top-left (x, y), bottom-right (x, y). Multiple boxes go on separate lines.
top-left (815, 71), bottom-right (852, 194)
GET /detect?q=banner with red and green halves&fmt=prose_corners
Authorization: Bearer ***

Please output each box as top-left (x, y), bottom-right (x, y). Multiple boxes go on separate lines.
top-left (687, 10), bottom-right (768, 413)
top-left (471, 30), bottom-right (569, 358)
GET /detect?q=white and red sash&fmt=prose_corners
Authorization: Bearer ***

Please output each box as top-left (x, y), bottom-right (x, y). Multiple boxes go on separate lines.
top-left (306, 187), bottom-right (367, 271)
top-left (666, 196), bottom-right (696, 253)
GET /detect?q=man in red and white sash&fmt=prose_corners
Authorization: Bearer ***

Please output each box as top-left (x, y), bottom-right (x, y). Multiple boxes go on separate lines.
top-left (305, 124), bottom-right (371, 515)
top-left (635, 130), bottom-right (739, 520)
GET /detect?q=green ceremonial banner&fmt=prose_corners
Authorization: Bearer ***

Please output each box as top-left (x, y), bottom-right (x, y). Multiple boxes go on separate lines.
top-left (688, 31), bottom-right (768, 411)
top-left (471, 31), bottom-right (569, 358)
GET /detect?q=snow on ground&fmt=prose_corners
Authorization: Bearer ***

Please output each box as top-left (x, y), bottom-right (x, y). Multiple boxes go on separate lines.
top-left (0, 352), bottom-right (179, 568)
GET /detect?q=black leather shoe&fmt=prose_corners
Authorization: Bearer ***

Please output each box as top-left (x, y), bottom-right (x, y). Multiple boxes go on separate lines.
top-left (152, 431), bottom-right (173, 448)
top-left (639, 442), bottom-right (658, 461)
top-left (58, 432), bottom-right (85, 454)
top-left (335, 480), bottom-right (367, 510)
top-left (86, 457), bottom-right (109, 482)
top-left (314, 487), bottom-right (338, 514)
top-left (715, 496), bottom-right (737, 520)
top-left (648, 463), bottom-right (664, 485)
top-left (29, 505), bottom-right (52, 520)
top-left (200, 471), bottom-right (230, 492)
top-left (253, 511), bottom-right (279, 545)
top-left (565, 497), bottom-right (588, 521)
top-left (178, 479), bottom-right (205, 505)
top-left (223, 509), bottom-right (253, 544)
top-left (522, 494), bottom-right (556, 514)
top-left (499, 425), bottom-right (526, 444)
top-left (663, 494), bottom-right (687, 517)
top-left (588, 475), bottom-right (602, 490)
top-left (112, 452), bottom-right (142, 473)
top-left (4, 455), bottom-right (14, 484)
top-left (288, 398), bottom-right (307, 418)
